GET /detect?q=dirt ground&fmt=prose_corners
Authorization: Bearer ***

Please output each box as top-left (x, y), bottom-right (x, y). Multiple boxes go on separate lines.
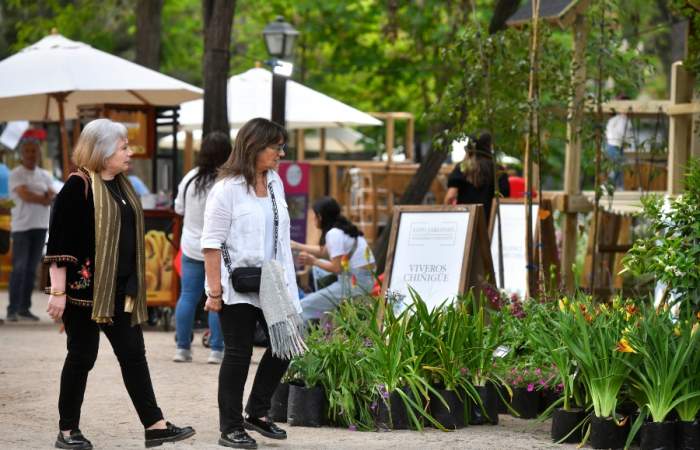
top-left (0, 291), bottom-right (580, 450)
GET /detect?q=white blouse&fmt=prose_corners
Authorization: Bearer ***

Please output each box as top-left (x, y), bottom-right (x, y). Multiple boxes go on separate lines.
top-left (200, 170), bottom-right (301, 312)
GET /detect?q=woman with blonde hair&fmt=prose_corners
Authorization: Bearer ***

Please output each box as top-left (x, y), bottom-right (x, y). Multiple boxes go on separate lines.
top-left (45, 118), bottom-right (194, 449)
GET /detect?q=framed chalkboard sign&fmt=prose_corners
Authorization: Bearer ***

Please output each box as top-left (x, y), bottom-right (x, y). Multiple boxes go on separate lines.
top-left (382, 204), bottom-right (494, 311)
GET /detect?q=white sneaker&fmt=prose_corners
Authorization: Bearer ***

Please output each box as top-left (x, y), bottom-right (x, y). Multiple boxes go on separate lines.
top-left (173, 348), bottom-right (192, 362)
top-left (207, 350), bottom-right (224, 364)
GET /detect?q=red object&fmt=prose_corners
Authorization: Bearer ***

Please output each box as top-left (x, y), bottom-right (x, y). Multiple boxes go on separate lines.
top-left (22, 129), bottom-right (47, 140)
top-left (173, 247), bottom-right (182, 277)
top-left (278, 161), bottom-right (310, 194)
top-left (371, 272), bottom-right (385, 297)
top-left (508, 176), bottom-right (537, 199)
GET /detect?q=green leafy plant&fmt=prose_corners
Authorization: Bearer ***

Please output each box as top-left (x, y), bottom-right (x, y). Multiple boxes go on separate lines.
top-left (556, 294), bottom-right (638, 419)
top-left (622, 158), bottom-right (700, 310)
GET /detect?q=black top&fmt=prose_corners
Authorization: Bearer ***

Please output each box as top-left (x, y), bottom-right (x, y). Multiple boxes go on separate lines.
top-left (447, 164), bottom-right (511, 219)
top-left (104, 178), bottom-right (136, 277)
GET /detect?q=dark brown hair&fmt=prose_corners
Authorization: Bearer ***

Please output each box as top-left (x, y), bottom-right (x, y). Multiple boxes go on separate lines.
top-left (218, 118), bottom-right (288, 189)
top-left (194, 131), bottom-right (231, 196)
top-left (465, 132), bottom-right (494, 188)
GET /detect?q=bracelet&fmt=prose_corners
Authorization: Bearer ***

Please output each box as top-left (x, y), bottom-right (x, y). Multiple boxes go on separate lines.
top-left (207, 292), bottom-right (223, 299)
top-left (50, 290), bottom-right (66, 296)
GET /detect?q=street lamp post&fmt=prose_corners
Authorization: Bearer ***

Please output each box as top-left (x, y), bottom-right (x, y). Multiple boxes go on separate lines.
top-left (263, 16), bottom-right (299, 127)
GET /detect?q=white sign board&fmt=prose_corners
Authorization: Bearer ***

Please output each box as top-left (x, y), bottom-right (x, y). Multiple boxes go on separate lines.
top-left (388, 210), bottom-right (470, 310)
top-left (490, 203), bottom-right (538, 297)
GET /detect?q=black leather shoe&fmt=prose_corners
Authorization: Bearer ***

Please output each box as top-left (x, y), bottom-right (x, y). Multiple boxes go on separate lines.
top-left (243, 416), bottom-right (287, 440)
top-left (219, 429), bottom-right (257, 449)
top-left (144, 422), bottom-right (195, 448)
top-left (55, 430), bottom-right (93, 450)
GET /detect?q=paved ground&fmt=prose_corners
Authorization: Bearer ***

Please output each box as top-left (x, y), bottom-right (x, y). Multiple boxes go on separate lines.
top-left (0, 290), bottom-right (579, 450)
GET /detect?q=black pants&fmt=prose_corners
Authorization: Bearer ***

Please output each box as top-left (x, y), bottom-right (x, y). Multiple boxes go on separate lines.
top-left (58, 293), bottom-right (163, 431)
top-left (218, 303), bottom-right (290, 433)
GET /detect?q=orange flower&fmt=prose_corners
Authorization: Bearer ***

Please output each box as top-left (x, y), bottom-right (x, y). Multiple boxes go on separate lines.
top-left (341, 255), bottom-right (350, 272)
top-left (696, 311), bottom-right (700, 322)
top-left (625, 304), bottom-right (638, 321)
top-left (616, 338), bottom-right (636, 353)
top-left (351, 274), bottom-right (357, 288)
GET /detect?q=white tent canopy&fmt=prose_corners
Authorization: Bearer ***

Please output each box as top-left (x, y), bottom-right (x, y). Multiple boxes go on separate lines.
top-left (0, 33), bottom-right (203, 122)
top-left (178, 68), bottom-right (381, 130)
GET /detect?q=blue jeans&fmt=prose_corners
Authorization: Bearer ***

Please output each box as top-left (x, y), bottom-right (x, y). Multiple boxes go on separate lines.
top-left (8, 228), bottom-right (46, 315)
top-left (301, 267), bottom-right (375, 322)
top-left (175, 254), bottom-right (223, 351)
top-left (606, 144), bottom-right (624, 189)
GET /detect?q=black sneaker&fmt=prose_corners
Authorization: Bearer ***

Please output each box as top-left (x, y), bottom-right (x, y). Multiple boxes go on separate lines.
top-left (144, 422), bottom-right (195, 448)
top-left (6, 313), bottom-right (17, 322)
top-left (243, 416), bottom-right (287, 440)
top-left (55, 429), bottom-right (93, 450)
top-left (218, 429), bottom-right (257, 449)
top-left (18, 311), bottom-right (40, 321)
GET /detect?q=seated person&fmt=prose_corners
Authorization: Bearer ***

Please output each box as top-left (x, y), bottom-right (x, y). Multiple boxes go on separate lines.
top-left (291, 197), bottom-right (375, 322)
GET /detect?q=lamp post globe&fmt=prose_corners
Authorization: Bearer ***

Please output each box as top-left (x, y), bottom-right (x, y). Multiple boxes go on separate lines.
top-left (263, 16), bottom-right (299, 60)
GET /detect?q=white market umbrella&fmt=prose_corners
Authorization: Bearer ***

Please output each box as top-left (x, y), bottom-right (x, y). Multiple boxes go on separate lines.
top-left (0, 32), bottom-right (203, 175)
top-left (178, 67), bottom-right (381, 131)
top-left (303, 127), bottom-right (373, 154)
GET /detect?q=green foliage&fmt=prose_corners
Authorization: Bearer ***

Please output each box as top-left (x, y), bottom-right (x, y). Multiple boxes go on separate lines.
top-left (622, 158), bottom-right (700, 308)
top-left (670, 0), bottom-right (700, 80)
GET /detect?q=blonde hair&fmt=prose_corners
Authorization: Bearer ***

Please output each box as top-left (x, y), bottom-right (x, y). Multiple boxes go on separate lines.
top-left (72, 119), bottom-right (127, 171)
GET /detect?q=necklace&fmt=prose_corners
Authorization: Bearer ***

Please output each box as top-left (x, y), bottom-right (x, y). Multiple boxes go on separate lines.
top-left (104, 180), bottom-right (127, 205)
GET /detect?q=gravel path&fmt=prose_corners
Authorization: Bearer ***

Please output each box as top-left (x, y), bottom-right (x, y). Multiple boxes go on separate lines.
top-left (0, 291), bottom-right (580, 450)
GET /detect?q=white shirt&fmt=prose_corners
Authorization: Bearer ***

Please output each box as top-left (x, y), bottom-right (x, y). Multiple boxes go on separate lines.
top-left (605, 114), bottom-right (634, 149)
top-left (325, 228), bottom-right (375, 269)
top-left (9, 165), bottom-right (53, 232)
top-left (201, 170), bottom-right (300, 311)
top-left (257, 195), bottom-right (275, 261)
top-left (174, 168), bottom-right (208, 261)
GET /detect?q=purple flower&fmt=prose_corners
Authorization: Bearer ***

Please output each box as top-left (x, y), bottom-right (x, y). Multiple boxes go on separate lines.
top-left (348, 424), bottom-right (357, 431)
top-left (535, 368), bottom-right (542, 376)
top-left (370, 401), bottom-right (378, 411)
top-left (460, 367), bottom-right (468, 376)
top-left (527, 383), bottom-right (535, 392)
top-left (363, 338), bottom-right (373, 348)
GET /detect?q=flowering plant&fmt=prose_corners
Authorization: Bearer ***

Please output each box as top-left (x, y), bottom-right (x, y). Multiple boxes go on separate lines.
top-left (555, 294), bottom-right (638, 419)
top-left (501, 359), bottom-right (556, 392)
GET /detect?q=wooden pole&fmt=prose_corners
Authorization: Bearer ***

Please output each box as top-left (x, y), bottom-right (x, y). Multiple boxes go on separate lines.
top-left (297, 129), bottom-right (306, 161)
top-left (53, 93), bottom-right (72, 180)
top-left (183, 130), bottom-right (194, 173)
top-left (561, 13), bottom-right (588, 292)
top-left (385, 115), bottom-right (395, 164)
top-left (523, 0), bottom-right (541, 299)
top-left (667, 62), bottom-right (694, 195)
top-left (319, 128), bottom-right (326, 160)
top-left (405, 116), bottom-right (414, 162)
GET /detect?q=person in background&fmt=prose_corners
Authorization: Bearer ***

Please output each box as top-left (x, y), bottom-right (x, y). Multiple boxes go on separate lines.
top-left (44, 118), bottom-right (194, 449)
top-left (128, 171), bottom-right (151, 197)
top-left (6, 138), bottom-right (55, 322)
top-left (605, 96), bottom-right (634, 189)
top-left (444, 133), bottom-right (510, 220)
top-left (292, 196), bottom-right (376, 322)
top-left (201, 118), bottom-right (299, 449)
top-left (173, 131), bottom-right (231, 364)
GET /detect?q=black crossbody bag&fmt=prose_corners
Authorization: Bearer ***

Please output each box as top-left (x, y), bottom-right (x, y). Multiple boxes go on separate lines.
top-left (221, 181), bottom-right (279, 293)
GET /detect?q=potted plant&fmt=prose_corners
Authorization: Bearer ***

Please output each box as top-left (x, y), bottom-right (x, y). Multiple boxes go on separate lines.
top-left (623, 304), bottom-right (700, 450)
top-left (502, 359), bottom-right (547, 420)
top-left (286, 327), bottom-right (328, 427)
top-left (527, 298), bottom-right (587, 443)
top-left (676, 328), bottom-right (700, 450)
top-left (557, 295), bottom-right (636, 449)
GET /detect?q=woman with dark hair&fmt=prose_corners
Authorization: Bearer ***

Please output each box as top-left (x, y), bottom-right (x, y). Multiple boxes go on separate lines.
top-left (173, 131), bottom-right (232, 364)
top-left (444, 133), bottom-right (510, 219)
top-left (201, 118), bottom-right (300, 448)
top-left (45, 118), bottom-right (194, 449)
top-left (291, 196), bottom-right (376, 322)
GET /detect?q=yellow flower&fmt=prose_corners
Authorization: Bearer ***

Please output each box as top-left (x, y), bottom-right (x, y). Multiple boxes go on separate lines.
top-left (693, 323), bottom-right (699, 337)
top-left (616, 338), bottom-right (636, 353)
top-left (558, 299), bottom-right (567, 312)
top-left (674, 326), bottom-right (681, 337)
top-left (341, 255), bottom-right (350, 272)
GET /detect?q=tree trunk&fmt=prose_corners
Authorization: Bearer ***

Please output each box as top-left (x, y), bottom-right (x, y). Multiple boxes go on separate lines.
top-left (135, 0), bottom-right (163, 70)
top-left (373, 142), bottom-right (447, 272)
top-left (202, 0), bottom-right (236, 137)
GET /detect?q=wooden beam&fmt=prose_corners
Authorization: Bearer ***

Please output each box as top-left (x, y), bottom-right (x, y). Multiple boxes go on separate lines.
top-left (561, 13), bottom-right (587, 292)
top-left (183, 130), bottom-right (194, 173)
top-left (602, 99), bottom-right (670, 115)
top-left (667, 62), bottom-right (694, 195)
top-left (296, 129), bottom-right (305, 161)
top-left (667, 103), bottom-right (700, 115)
top-left (405, 116), bottom-right (414, 162)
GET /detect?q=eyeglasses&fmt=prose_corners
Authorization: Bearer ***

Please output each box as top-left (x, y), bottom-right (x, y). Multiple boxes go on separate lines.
top-left (268, 143), bottom-right (287, 153)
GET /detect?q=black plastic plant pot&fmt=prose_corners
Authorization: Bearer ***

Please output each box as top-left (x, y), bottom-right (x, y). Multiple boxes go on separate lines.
top-left (679, 420), bottom-right (700, 450)
top-left (429, 388), bottom-right (466, 430)
top-left (589, 415), bottom-right (630, 450)
top-left (268, 382), bottom-right (289, 423)
top-left (376, 388), bottom-right (411, 430)
top-left (287, 384), bottom-right (326, 427)
top-left (539, 388), bottom-right (560, 414)
top-left (551, 407), bottom-right (585, 443)
top-left (470, 383), bottom-right (499, 425)
top-left (497, 385), bottom-right (510, 414)
top-left (640, 420), bottom-right (677, 450)
top-left (510, 387), bottom-right (540, 419)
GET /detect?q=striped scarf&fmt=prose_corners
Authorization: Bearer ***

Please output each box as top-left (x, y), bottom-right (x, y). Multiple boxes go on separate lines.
top-left (87, 169), bottom-right (147, 325)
